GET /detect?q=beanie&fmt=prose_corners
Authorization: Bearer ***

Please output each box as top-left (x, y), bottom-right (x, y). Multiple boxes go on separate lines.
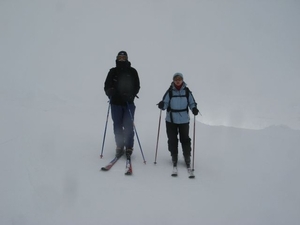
top-left (173, 72), bottom-right (183, 80)
top-left (117, 51), bottom-right (128, 57)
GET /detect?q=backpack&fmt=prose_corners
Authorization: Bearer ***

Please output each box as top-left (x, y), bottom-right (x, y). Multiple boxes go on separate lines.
top-left (166, 85), bottom-right (190, 113)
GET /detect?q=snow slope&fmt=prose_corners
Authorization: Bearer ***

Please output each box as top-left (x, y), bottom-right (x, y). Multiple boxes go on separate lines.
top-left (1, 98), bottom-right (300, 225)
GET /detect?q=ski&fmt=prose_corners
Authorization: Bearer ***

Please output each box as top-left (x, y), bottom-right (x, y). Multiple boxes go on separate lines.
top-left (171, 166), bottom-right (178, 177)
top-left (188, 168), bottom-right (195, 179)
top-left (125, 157), bottom-right (132, 175)
top-left (101, 157), bottom-right (119, 171)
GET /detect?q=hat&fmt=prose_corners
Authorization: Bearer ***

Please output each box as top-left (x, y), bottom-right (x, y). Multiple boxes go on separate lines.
top-left (173, 72), bottom-right (183, 80)
top-left (117, 51), bottom-right (127, 56)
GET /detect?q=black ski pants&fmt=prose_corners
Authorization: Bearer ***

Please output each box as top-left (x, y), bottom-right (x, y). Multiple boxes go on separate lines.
top-left (166, 121), bottom-right (191, 157)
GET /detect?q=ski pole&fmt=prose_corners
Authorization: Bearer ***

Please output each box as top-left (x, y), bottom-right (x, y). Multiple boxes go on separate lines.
top-left (126, 102), bottom-right (146, 164)
top-left (154, 109), bottom-right (162, 164)
top-left (192, 115), bottom-right (196, 171)
top-left (100, 101), bottom-right (111, 158)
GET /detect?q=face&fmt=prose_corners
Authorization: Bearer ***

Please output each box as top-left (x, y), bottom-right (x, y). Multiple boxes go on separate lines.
top-left (173, 76), bottom-right (183, 86)
top-left (117, 55), bottom-right (128, 61)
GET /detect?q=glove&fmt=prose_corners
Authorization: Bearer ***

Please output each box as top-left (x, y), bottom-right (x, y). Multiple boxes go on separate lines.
top-left (157, 101), bottom-right (164, 109)
top-left (106, 88), bottom-right (116, 97)
top-left (192, 108), bottom-right (199, 115)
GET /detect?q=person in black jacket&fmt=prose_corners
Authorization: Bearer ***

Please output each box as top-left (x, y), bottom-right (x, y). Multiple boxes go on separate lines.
top-left (104, 51), bottom-right (140, 158)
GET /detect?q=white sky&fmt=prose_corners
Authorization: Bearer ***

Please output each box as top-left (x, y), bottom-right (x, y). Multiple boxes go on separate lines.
top-left (1, 0), bottom-right (300, 129)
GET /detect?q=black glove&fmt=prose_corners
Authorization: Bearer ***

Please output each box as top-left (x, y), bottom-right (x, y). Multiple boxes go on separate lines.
top-left (157, 101), bottom-right (164, 109)
top-left (106, 88), bottom-right (116, 97)
top-left (192, 108), bottom-right (199, 115)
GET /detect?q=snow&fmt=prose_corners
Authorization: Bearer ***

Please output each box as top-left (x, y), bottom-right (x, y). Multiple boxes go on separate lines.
top-left (1, 1), bottom-right (300, 224)
top-left (1, 97), bottom-right (300, 225)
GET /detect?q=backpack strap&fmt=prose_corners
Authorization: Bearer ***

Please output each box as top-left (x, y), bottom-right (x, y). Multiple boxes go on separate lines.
top-left (185, 87), bottom-right (190, 105)
top-left (167, 86), bottom-right (190, 123)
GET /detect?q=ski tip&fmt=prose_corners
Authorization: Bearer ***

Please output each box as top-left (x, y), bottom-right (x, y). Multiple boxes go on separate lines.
top-left (171, 174), bottom-right (178, 177)
top-left (101, 163), bottom-right (115, 171)
top-left (189, 175), bottom-right (195, 179)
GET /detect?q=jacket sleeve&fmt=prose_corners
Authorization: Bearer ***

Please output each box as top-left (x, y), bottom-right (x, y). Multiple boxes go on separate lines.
top-left (161, 89), bottom-right (170, 110)
top-left (104, 68), bottom-right (115, 95)
top-left (133, 68), bottom-right (140, 96)
top-left (188, 90), bottom-right (197, 110)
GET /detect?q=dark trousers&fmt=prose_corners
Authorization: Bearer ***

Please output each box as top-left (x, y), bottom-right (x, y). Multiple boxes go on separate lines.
top-left (111, 103), bottom-right (135, 149)
top-left (166, 121), bottom-right (191, 157)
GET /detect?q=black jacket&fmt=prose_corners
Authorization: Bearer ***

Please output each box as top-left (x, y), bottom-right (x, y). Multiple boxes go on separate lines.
top-left (104, 60), bottom-right (140, 105)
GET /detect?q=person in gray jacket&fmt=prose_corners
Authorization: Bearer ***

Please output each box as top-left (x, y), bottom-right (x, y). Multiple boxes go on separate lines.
top-left (157, 73), bottom-right (199, 168)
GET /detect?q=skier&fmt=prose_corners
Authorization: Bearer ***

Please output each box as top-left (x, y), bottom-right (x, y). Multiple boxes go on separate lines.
top-left (157, 73), bottom-right (199, 169)
top-left (104, 51), bottom-right (140, 159)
